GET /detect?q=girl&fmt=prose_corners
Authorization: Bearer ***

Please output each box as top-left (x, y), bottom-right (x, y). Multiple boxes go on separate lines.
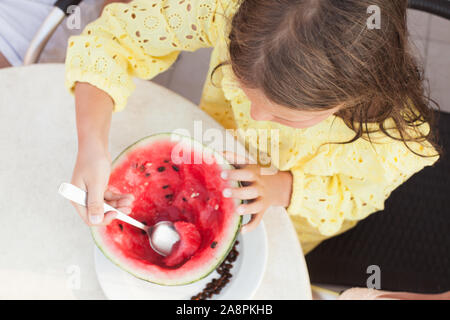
top-left (66, 0), bottom-right (440, 254)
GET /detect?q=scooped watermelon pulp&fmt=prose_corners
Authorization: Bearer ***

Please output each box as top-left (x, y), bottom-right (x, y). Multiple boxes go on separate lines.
top-left (91, 133), bottom-right (241, 286)
top-left (164, 221), bottom-right (201, 267)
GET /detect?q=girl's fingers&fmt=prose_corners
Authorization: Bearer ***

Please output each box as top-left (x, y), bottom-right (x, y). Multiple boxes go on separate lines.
top-left (107, 196), bottom-right (134, 209)
top-left (101, 211), bottom-right (118, 225)
top-left (105, 190), bottom-right (134, 202)
top-left (221, 168), bottom-right (256, 182)
top-left (241, 212), bottom-right (264, 234)
top-left (70, 182), bottom-right (133, 226)
top-left (104, 190), bottom-right (123, 201)
top-left (222, 151), bottom-right (250, 168)
top-left (70, 179), bottom-right (90, 223)
top-left (98, 207), bottom-right (131, 227)
top-left (105, 192), bottom-right (134, 209)
top-left (116, 206), bottom-right (132, 214)
top-left (223, 186), bottom-right (259, 200)
top-left (117, 196), bottom-right (134, 208)
top-left (86, 181), bottom-right (108, 225)
top-left (236, 200), bottom-right (265, 215)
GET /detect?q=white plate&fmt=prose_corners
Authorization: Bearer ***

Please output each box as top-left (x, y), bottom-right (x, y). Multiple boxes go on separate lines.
top-left (94, 221), bottom-right (268, 300)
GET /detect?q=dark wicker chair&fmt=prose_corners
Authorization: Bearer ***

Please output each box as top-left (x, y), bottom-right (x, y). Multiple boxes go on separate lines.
top-left (306, 111), bottom-right (450, 294)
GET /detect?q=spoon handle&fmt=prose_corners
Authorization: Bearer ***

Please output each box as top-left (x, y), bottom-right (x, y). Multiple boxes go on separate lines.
top-left (58, 183), bottom-right (146, 230)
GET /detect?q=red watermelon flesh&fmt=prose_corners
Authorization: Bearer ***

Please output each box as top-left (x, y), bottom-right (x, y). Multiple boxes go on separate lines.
top-left (163, 221), bottom-right (202, 267)
top-left (92, 135), bottom-right (241, 285)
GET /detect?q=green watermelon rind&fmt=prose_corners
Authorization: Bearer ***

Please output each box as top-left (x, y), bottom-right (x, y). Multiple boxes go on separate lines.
top-left (91, 132), bottom-right (242, 286)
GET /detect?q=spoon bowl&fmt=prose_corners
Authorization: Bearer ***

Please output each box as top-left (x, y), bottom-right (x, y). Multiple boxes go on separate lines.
top-left (147, 221), bottom-right (180, 256)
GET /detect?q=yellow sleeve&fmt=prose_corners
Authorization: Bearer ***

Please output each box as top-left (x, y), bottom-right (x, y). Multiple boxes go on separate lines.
top-left (286, 137), bottom-right (439, 248)
top-left (65, 0), bottom-right (225, 111)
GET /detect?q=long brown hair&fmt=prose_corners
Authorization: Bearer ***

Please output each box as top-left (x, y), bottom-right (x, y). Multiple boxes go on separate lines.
top-left (214, 0), bottom-right (440, 157)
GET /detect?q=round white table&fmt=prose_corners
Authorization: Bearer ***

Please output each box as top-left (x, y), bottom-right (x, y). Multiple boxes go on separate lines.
top-left (0, 64), bottom-right (312, 299)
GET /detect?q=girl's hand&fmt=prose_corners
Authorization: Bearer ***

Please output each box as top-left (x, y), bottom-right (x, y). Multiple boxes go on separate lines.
top-left (71, 141), bottom-right (134, 226)
top-left (72, 82), bottom-right (133, 226)
top-left (221, 152), bottom-right (293, 233)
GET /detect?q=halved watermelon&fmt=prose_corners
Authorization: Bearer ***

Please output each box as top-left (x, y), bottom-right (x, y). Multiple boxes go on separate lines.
top-left (91, 133), bottom-right (241, 286)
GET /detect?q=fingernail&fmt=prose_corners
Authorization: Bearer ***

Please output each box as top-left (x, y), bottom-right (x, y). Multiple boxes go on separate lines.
top-left (90, 215), bottom-right (103, 225)
top-left (222, 188), bottom-right (232, 198)
top-left (122, 198), bottom-right (133, 206)
top-left (237, 206), bottom-right (245, 214)
top-left (220, 171), bottom-right (228, 180)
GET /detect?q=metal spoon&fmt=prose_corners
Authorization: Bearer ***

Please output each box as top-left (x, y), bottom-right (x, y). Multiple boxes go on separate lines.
top-left (58, 183), bottom-right (180, 256)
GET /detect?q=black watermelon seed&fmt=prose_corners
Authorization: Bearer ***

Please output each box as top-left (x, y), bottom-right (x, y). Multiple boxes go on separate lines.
top-left (211, 241), bottom-right (217, 248)
top-left (141, 230), bottom-right (146, 235)
top-left (118, 224), bottom-right (123, 231)
top-left (165, 194), bottom-right (173, 199)
top-left (145, 173), bottom-right (151, 177)
top-left (171, 165), bottom-right (179, 172)
top-left (182, 197), bottom-right (187, 202)
top-left (164, 159), bottom-right (169, 163)
top-left (157, 166), bottom-right (165, 172)
top-left (162, 185), bottom-right (169, 189)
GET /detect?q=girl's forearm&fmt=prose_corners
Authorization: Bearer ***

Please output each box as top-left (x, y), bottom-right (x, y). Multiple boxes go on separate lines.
top-left (74, 82), bottom-right (113, 152)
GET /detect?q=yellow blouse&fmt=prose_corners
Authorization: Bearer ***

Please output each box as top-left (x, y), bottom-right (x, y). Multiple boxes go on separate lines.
top-left (65, 0), bottom-right (439, 254)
